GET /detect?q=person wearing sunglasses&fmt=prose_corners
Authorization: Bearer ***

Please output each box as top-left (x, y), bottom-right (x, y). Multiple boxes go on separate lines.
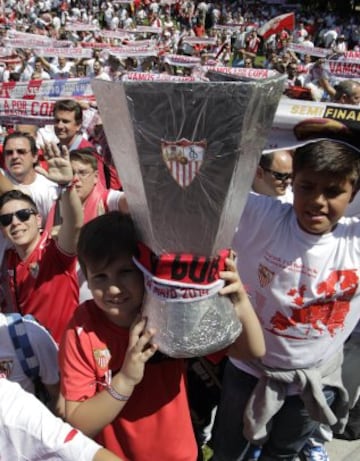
top-left (252, 150), bottom-right (293, 202)
top-left (0, 143), bottom-right (83, 345)
top-left (1, 131), bottom-right (60, 228)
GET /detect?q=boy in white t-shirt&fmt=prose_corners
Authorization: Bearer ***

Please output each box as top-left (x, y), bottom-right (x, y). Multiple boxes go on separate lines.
top-left (212, 139), bottom-right (360, 461)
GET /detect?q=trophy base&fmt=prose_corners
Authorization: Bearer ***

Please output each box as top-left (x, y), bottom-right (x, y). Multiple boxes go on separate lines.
top-left (142, 293), bottom-right (242, 358)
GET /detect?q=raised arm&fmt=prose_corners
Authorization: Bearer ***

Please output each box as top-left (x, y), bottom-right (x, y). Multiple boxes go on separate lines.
top-left (43, 143), bottom-right (83, 254)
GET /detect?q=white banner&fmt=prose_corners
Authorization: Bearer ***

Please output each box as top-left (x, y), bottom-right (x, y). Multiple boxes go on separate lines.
top-left (206, 66), bottom-right (278, 79)
top-left (7, 30), bottom-right (52, 43)
top-left (4, 38), bottom-right (74, 49)
top-left (344, 51), bottom-right (360, 60)
top-left (123, 72), bottom-right (196, 82)
top-left (163, 54), bottom-right (201, 67)
top-left (182, 37), bottom-right (217, 46)
top-left (264, 96), bottom-right (360, 152)
top-left (288, 42), bottom-right (330, 58)
top-left (323, 60), bottom-right (360, 78)
top-left (107, 47), bottom-right (158, 58)
top-left (0, 78), bottom-right (93, 100)
top-left (34, 47), bottom-right (92, 58)
top-left (65, 23), bottom-right (100, 32)
top-left (0, 98), bottom-right (55, 124)
top-left (133, 26), bottom-right (163, 35)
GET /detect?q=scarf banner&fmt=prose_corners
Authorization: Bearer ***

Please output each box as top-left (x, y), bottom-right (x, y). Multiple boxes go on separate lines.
top-left (288, 42), bottom-right (331, 58)
top-left (7, 30), bottom-right (52, 43)
top-left (182, 37), bottom-right (217, 46)
top-left (323, 60), bottom-right (360, 78)
top-left (65, 23), bottom-right (100, 32)
top-left (133, 26), bottom-right (163, 34)
top-left (4, 38), bottom-right (54, 49)
top-left (0, 78), bottom-right (93, 100)
top-left (34, 47), bottom-right (92, 58)
top-left (163, 54), bottom-right (201, 67)
top-left (205, 66), bottom-right (278, 80)
top-left (107, 47), bottom-right (158, 58)
top-left (3, 38), bottom-right (74, 49)
top-left (264, 96), bottom-right (360, 152)
top-left (80, 42), bottom-right (113, 49)
top-left (344, 51), bottom-right (360, 60)
top-left (0, 98), bottom-right (55, 124)
top-left (122, 72), bottom-right (196, 82)
top-left (123, 39), bottom-right (157, 47)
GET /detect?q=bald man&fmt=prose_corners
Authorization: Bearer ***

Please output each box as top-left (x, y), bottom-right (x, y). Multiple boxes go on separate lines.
top-left (252, 150), bottom-right (293, 201)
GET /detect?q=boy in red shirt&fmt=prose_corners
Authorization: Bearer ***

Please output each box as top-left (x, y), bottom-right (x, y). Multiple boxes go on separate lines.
top-left (60, 211), bottom-right (265, 461)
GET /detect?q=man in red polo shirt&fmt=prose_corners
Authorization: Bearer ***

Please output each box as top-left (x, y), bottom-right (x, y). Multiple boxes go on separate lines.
top-left (0, 143), bottom-right (83, 344)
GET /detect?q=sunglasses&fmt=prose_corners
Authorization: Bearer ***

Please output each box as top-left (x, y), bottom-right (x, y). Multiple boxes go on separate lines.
top-left (4, 148), bottom-right (31, 156)
top-left (262, 167), bottom-right (292, 182)
top-left (0, 208), bottom-right (37, 227)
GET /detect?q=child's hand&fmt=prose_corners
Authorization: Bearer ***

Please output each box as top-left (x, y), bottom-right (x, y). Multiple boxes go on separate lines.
top-left (117, 317), bottom-right (157, 393)
top-left (219, 251), bottom-right (248, 320)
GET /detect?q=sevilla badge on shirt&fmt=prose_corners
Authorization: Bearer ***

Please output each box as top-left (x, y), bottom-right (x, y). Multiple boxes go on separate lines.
top-left (93, 348), bottom-right (111, 369)
top-left (161, 138), bottom-right (206, 188)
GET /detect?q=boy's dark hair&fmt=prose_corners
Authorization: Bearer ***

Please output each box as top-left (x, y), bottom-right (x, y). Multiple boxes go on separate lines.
top-left (294, 139), bottom-right (360, 189)
top-left (53, 99), bottom-right (83, 124)
top-left (0, 189), bottom-right (38, 212)
top-left (3, 131), bottom-right (37, 157)
top-left (70, 147), bottom-right (98, 171)
top-left (77, 211), bottom-right (139, 278)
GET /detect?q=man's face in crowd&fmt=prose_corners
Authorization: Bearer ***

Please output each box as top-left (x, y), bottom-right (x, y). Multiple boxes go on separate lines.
top-left (54, 110), bottom-right (81, 146)
top-left (71, 158), bottom-right (98, 203)
top-left (3, 136), bottom-right (37, 184)
top-left (34, 61), bottom-right (43, 73)
top-left (257, 151), bottom-right (293, 197)
top-left (58, 57), bottom-right (67, 69)
top-left (0, 199), bottom-right (41, 250)
top-left (93, 61), bottom-right (102, 75)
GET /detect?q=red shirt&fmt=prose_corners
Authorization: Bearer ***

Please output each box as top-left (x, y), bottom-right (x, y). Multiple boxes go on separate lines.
top-left (4, 232), bottom-right (78, 343)
top-left (60, 301), bottom-right (197, 461)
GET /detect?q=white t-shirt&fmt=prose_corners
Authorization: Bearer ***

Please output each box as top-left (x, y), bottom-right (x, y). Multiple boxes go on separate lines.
top-left (0, 378), bottom-right (102, 461)
top-left (3, 171), bottom-right (59, 226)
top-left (0, 314), bottom-right (59, 394)
top-left (232, 193), bottom-right (360, 372)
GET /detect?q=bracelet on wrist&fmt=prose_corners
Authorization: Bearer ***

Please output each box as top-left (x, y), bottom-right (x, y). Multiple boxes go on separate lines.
top-left (60, 177), bottom-right (79, 192)
top-left (106, 383), bottom-right (131, 402)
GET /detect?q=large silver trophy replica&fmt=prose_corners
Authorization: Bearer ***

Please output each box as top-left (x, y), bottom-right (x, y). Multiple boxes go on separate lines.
top-left (92, 68), bottom-right (285, 358)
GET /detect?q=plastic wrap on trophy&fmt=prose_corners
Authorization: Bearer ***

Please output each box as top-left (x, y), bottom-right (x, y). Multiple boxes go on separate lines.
top-left (92, 71), bottom-right (285, 357)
